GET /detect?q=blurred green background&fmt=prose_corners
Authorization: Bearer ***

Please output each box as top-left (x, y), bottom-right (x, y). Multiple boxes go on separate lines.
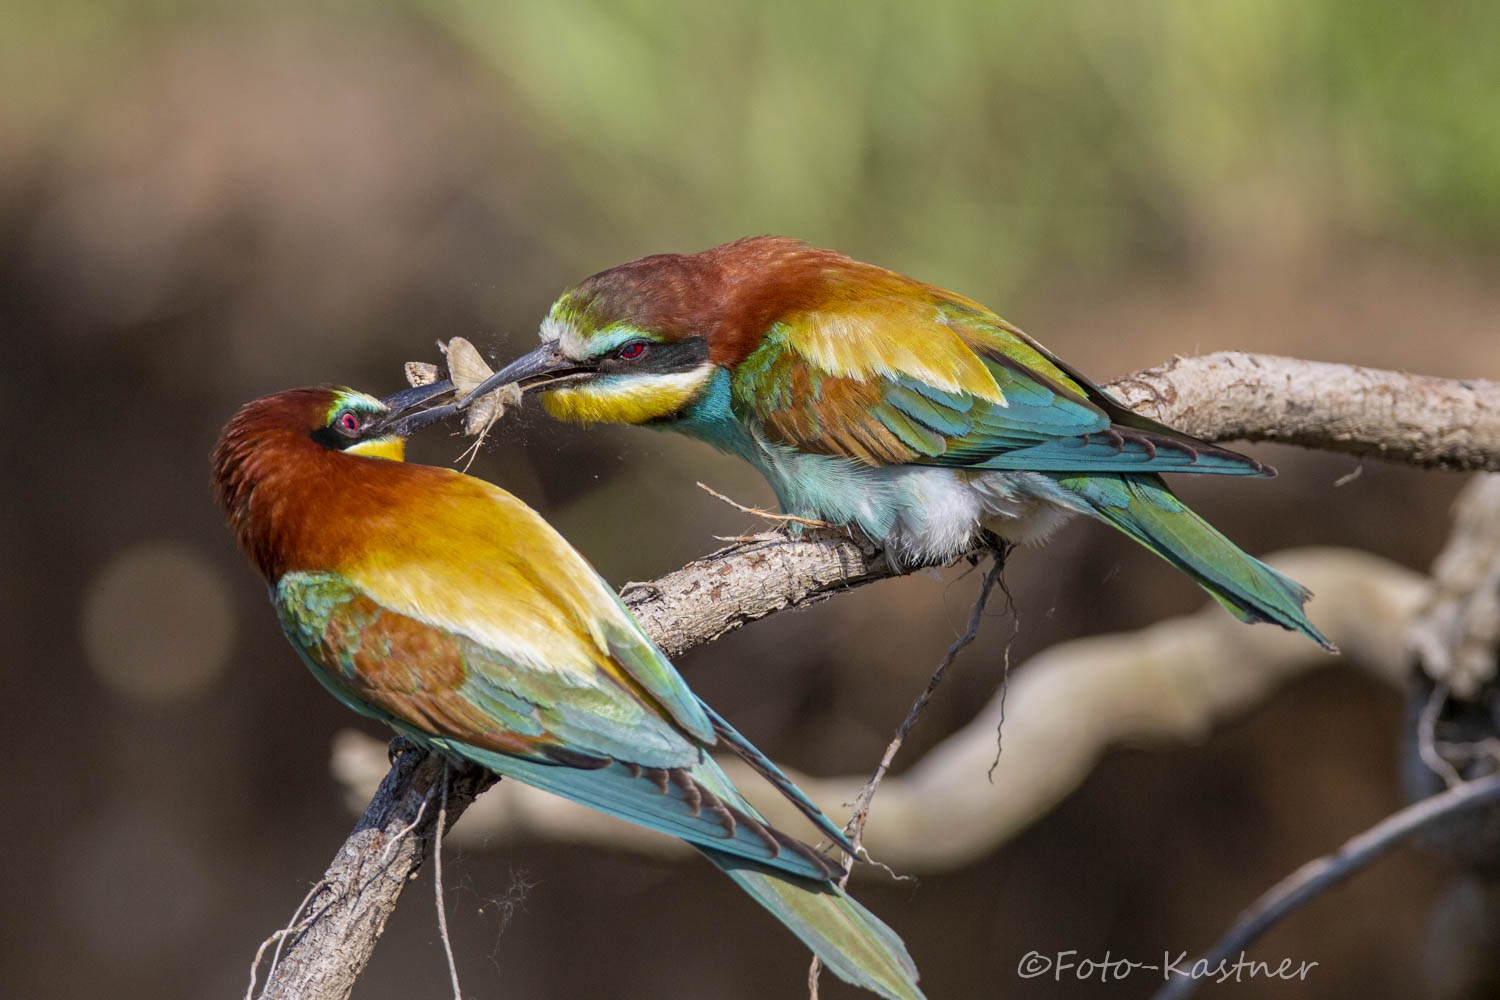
top-left (6, 2), bottom-right (1499, 998)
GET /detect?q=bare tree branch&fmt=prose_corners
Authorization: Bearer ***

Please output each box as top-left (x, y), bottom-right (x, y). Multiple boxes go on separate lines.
top-left (336, 547), bottom-right (1430, 871)
top-left (621, 530), bottom-right (892, 659)
top-left (256, 354), bottom-right (1499, 997)
top-left (617, 355), bottom-right (1499, 655)
top-left (1407, 473), bottom-right (1500, 698)
top-left (1151, 473), bottom-right (1500, 1000)
top-left (252, 750), bottom-right (494, 1000)
top-left (1110, 351), bottom-right (1500, 472)
top-left (1151, 773), bottom-right (1500, 1000)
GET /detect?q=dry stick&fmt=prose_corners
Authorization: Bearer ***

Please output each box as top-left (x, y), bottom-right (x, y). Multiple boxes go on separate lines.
top-left (696, 480), bottom-right (835, 528)
top-left (843, 555), bottom-right (1008, 859)
top-left (258, 749), bottom-right (494, 1000)
top-left (252, 354), bottom-right (1500, 999)
top-left (1151, 772), bottom-right (1500, 1000)
top-left (1108, 352), bottom-right (1500, 472)
top-left (433, 765), bottom-right (464, 1000)
top-left (1417, 682), bottom-right (1465, 790)
top-left (809, 554), bottom-right (1007, 996)
top-left (380, 788), bottom-right (434, 865)
top-left (987, 564), bottom-right (1020, 778)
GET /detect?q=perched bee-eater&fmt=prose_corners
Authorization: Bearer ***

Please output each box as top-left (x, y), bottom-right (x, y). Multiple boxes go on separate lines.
top-left (211, 383), bottom-right (924, 1000)
top-left (464, 236), bottom-right (1332, 648)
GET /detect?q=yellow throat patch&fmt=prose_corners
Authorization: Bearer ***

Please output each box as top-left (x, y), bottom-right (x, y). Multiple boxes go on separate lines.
top-left (346, 436), bottom-right (407, 462)
top-left (541, 366), bottom-right (714, 425)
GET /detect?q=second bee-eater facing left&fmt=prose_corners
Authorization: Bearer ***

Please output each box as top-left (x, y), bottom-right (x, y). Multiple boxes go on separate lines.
top-left (211, 383), bottom-right (923, 1000)
top-left (464, 236), bottom-right (1333, 649)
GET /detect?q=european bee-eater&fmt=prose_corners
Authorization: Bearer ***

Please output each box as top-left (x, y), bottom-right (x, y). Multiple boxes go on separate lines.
top-left (464, 236), bottom-right (1332, 649)
top-left (211, 383), bottom-right (924, 1000)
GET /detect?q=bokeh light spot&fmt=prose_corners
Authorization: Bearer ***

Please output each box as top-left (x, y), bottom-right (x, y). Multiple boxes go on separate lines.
top-left (81, 540), bottom-right (235, 703)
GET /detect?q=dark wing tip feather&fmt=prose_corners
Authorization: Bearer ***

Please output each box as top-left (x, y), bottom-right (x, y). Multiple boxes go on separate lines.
top-left (978, 342), bottom-right (1274, 476)
top-left (669, 768), bottom-right (705, 815)
top-left (773, 831), bottom-right (847, 880)
top-left (707, 793), bottom-right (844, 879)
top-left (1107, 426), bottom-right (1276, 476)
top-left (690, 780), bottom-right (740, 837)
top-left (541, 745), bottom-right (613, 769)
top-left (660, 767), bottom-right (845, 879)
top-left (702, 706), bottom-right (857, 856)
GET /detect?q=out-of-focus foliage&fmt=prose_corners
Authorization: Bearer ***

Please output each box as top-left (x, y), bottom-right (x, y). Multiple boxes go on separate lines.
top-left (432, 0), bottom-right (1500, 280)
top-left (9, 0), bottom-right (1500, 289)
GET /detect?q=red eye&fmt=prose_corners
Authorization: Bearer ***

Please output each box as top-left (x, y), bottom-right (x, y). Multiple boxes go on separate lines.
top-left (336, 411), bottom-right (361, 436)
top-left (617, 341), bottom-right (648, 361)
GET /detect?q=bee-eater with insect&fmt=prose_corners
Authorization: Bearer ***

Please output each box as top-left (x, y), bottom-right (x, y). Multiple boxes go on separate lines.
top-left (211, 382), bottom-right (924, 1000)
top-left (462, 236), bottom-right (1332, 649)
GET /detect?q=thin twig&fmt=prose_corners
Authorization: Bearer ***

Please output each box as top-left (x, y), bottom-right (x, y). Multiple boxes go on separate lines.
top-left (696, 481), bottom-right (834, 528)
top-left (1151, 772), bottom-right (1500, 1000)
top-left (258, 750), bottom-right (495, 1000)
top-left (809, 553), bottom-right (1006, 997)
top-left (381, 789), bottom-right (434, 865)
top-left (843, 555), bottom-right (1007, 857)
top-left (1418, 682), bottom-right (1465, 790)
top-left (245, 878), bottom-right (335, 1000)
top-left (434, 764), bottom-right (464, 1000)
top-left (987, 557), bottom-right (1020, 780)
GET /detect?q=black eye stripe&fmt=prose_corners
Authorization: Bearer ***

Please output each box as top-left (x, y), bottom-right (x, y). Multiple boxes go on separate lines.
top-left (311, 405), bottom-right (380, 450)
top-left (597, 337), bottom-right (709, 375)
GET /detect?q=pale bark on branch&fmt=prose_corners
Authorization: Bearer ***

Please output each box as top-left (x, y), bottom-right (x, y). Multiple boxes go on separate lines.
top-left (1110, 351), bottom-right (1500, 472)
top-left (256, 354), bottom-right (1500, 999)
top-left (1407, 473), bottom-right (1500, 698)
top-left (251, 753), bottom-right (494, 1000)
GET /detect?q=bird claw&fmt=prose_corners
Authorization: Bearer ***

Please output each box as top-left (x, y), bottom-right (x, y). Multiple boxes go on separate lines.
top-left (387, 735), bottom-right (421, 765)
top-left (972, 530), bottom-right (1014, 566)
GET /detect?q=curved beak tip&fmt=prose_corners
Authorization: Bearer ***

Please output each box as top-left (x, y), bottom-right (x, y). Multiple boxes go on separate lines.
top-left (459, 343), bottom-right (595, 408)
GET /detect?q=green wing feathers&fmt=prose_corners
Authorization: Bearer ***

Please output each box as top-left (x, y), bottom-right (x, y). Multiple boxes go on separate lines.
top-left (734, 300), bottom-right (1272, 476)
top-left (1055, 473), bottom-right (1334, 650)
top-left (273, 555), bottom-right (927, 996)
top-left (690, 764), bottom-right (925, 1000)
top-left (704, 852), bottom-right (925, 1000)
top-left (441, 744), bottom-right (844, 880)
top-left (442, 737), bottom-right (926, 998)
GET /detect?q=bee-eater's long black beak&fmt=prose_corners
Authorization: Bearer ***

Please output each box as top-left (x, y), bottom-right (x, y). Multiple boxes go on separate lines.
top-left (376, 380), bottom-right (460, 438)
top-left (457, 342), bottom-right (598, 409)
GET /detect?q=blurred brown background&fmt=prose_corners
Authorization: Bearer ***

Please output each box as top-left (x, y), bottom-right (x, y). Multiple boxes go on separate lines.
top-left (5, 3), bottom-right (1499, 998)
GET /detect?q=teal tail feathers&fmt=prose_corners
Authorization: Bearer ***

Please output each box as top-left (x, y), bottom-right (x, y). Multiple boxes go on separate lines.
top-left (701, 848), bottom-right (925, 1000)
top-left (688, 756), bottom-right (924, 1000)
top-left (438, 743), bottom-right (839, 879)
top-left (439, 740), bottom-right (925, 997)
top-left (700, 701), bottom-right (857, 853)
top-left (1054, 472), bottom-right (1335, 651)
